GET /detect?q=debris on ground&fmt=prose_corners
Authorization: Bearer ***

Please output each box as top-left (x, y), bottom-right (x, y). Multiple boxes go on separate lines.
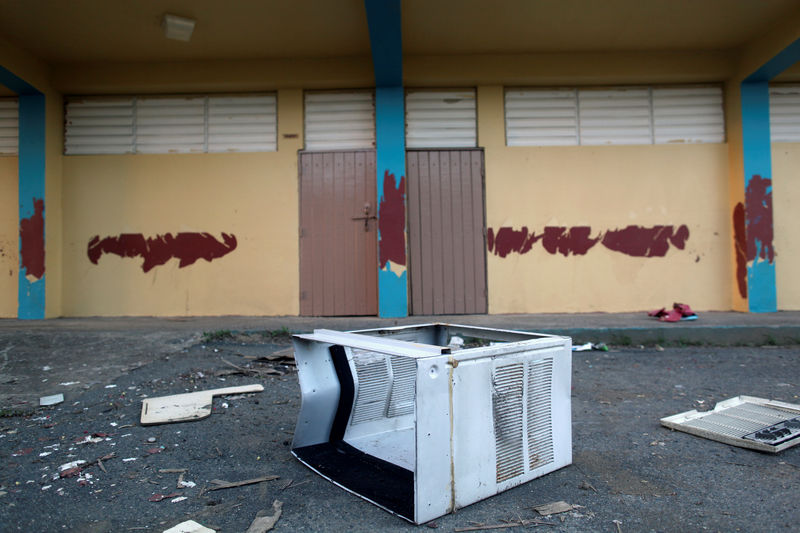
top-left (662, 395), bottom-right (800, 452)
top-left (163, 519), bottom-right (216, 533)
top-left (148, 492), bottom-right (182, 502)
top-left (579, 480), bottom-right (598, 492)
top-left (648, 302), bottom-right (698, 322)
top-left (453, 517), bottom-right (555, 531)
top-left (39, 393), bottom-right (64, 406)
top-left (244, 500), bottom-right (283, 533)
top-left (140, 384), bottom-right (264, 425)
top-left (613, 519), bottom-right (623, 532)
top-left (201, 475), bottom-right (280, 495)
top-left (572, 342), bottom-right (609, 352)
top-left (534, 501), bottom-right (575, 516)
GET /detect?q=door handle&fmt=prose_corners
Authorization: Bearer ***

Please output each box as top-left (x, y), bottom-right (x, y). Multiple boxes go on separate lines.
top-left (352, 203), bottom-right (377, 231)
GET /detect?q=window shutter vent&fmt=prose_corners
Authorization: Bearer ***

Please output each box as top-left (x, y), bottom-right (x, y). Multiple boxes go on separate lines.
top-left (0, 99), bottom-right (18, 156)
top-left (406, 89), bottom-right (476, 148)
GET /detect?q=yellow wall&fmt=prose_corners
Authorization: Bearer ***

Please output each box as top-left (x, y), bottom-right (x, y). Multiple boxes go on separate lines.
top-left (61, 89), bottom-right (302, 316)
top-left (772, 143), bottom-right (800, 310)
top-left (0, 157), bottom-right (17, 317)
top-left (478, 86), bottom-right (731, 313)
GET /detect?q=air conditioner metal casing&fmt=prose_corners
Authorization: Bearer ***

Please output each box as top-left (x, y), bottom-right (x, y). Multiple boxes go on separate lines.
top-left (291, 323), bottom-right (572, 524)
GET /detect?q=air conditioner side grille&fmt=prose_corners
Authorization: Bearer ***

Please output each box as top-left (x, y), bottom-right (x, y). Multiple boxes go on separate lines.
top-left (528, 359), bottom-right (554, 470)
top-left (351, 349), bottom-right (391, 424)
top-left (493, 363), bottom-right (525, 482)
top-left (388, 355), bottom-right (416, 417)
top-left (493, 357), bottom-right (555, 483)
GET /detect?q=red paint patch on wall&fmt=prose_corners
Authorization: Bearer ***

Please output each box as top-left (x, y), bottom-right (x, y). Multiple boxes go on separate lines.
top-left (487, 224), bottom-right (690, 258)
top-left (602, 225), bottom-right (689, 257)
top-left (541, 226), bottom-right (601, 256)
top-left (487, 226), bottom-right (541, 258)
top-left (378, 171), bottom-right (406, 269)
top-left (19, 198), bottom-right (45, 280)
top-left (87, 232), bottom-right (237, 273)
top-left (733, 203), bottom-right (747, 298)
top-left (744, 175), bottom-right (774, 263)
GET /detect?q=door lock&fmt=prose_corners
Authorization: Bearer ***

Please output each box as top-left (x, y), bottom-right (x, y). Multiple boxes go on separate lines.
top-left (352, 203), bottom-right (378, 231)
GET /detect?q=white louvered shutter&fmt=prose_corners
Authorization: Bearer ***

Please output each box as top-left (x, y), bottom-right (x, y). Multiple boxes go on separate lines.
top-left (505, 89), bottom-right (578, 146)
top-left (406, 89), bottom-right (476, 148)
top-left (578, 88), bottom-right (652, 145)
top-left (304, 92), bottom-right (375, 151)
top-left (136, 97), bottom-right (205, 153)
top-left (208, 94), bottom-right (277, 152)
top-left (770, 85), bottom-right (800, 143)
top-left (65, 97), bottom-right (135, 155)
top-left (653, 87), bottom-right (724, 144)
top-left (0, 99), bottom-right (18, 155)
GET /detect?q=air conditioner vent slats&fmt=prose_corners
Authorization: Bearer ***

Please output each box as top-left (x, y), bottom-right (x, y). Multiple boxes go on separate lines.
top-left (388, 355), bottom-right (416, 417)
top-left (493, 357), bottom-right (555, 482)
top-left (351, 349), bottom-right (391, 424)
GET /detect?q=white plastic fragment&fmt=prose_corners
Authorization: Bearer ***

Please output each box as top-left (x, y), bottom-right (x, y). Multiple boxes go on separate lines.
top-left (58, 460), bottom-right (86, 472)
top-left (171, 496), bottom-right (188, 503)
top-left (122, 457), bottom-right (137, 462)
top-left (59, 382), bottom-right (80, 386)
top-left (162, 520), bottom-right (216, 533)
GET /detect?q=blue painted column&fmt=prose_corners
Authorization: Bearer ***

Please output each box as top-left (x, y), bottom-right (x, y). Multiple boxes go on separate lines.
top-left (0, 66), bottom-right (46, 319)
top-left (737, 38), bottom-right (800, 312)
top-left (17, 94), bottom-right (46, 319)
top-left (365, 0), bottom-right (408, 317)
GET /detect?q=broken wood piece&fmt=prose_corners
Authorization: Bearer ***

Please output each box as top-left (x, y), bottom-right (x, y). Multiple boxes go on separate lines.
top-left (140, 384), bottom-right (264, 425)
top-left (244, 500), bottom-right (283, 533)
top-left (534, 501), bottom-right (574, 516)
top-left (162, 519), bottom-right (216, 533)
top-left (453, 519), bottom-right (555, 532)
top-left (159, 468), bottom-right (188, 474)
top-left (40, 394), bottom-right (64, 406)
top-left (204, 475), bottom-right (279, 493)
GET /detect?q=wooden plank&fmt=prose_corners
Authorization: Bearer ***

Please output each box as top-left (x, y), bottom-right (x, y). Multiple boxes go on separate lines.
top-left (429, 152), bottom-right (444, 315)
top-left (141, 385), bottom-right (264, 425)
top-left (311, 153), bottom-right (325, 316)
top-left (471, 151), bottom-right (488, 313)
top-left (343, 152), bottom-right (356, 314)
top-left (418, 151), bottom-right (434, 315)
top-left (364, 151), bottom-right (378, 315)
top-left (406, 152), bottom-right (423, 315)
top-left (299, 153), bottom-right (313, 316)
top-left (333, 152), bottom-right (346, 315)
top-left (321, 152), bottom-right (336, 316)
top-left (451, 151), bottom-right (466, 314)
top-left (439, 151), bottom-right (455, 314)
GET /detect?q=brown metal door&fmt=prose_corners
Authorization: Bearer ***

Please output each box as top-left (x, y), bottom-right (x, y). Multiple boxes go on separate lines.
top-left (299, 151), bottom-right (378, 316)
top-left (407, 149), bottom-right (488, 315)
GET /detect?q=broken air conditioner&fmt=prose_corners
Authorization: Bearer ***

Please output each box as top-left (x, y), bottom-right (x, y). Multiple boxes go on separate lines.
top-left (290, 324), bottom-right (572, 524)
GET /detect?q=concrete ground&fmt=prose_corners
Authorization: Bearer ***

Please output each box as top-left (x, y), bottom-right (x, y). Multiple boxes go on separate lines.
top-left (0, 312), bottom-right (798, 532)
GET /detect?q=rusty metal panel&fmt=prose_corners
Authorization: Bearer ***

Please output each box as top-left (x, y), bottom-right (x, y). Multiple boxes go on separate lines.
top-left (407, 149), bottom-right (487, 315)
top-left (299, 151), bottom-right (377, 316)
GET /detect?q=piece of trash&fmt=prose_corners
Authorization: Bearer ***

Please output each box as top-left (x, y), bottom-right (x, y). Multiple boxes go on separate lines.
top-left (42, 366), bottom-right (51, 371)
top-left (534, 500), bottom-right (574, 516)
top-left (59, 382), bottom-right (80, 386)
top-left (122, 457), bottom-right (137, 462)
top-left (105, 384), bottom-right (117, 389)
top-left (146, 447), bottom-right (164, 455)
top-left (648, 302), bottom-right (698, 322)
top-left (149, 492), bottom-right (181, 502)
top-left (661, 395), bottom-right (800, 452)
top-left (140, 384), bottom-right (264, 425)
top-left (147, 437), bottom-right (157, 443)
top-left (578, 480), bottom-right (597, 492)
top-left (202, 475), bottom-right (279, 495)
top-left (163, 520), bottom-right (216, 533)
top-left (39, 452), bottom-right (52, 457)
top-left (448, 336), bottom-right (465, 348)
top-left (454, 518), bottom-right (555, 532)
top-left (12, 448), bottom-right (33, 457)
top-left (244, 500), bottom-right (283, 533)
top-left (40, 394), bottom-right (63, 407)
top-left (613, 519), bottom-right (623, 533)
top-left (572, 342), bottom-right (608, 352)
top-left (171, 496), bottom-right (188, 503)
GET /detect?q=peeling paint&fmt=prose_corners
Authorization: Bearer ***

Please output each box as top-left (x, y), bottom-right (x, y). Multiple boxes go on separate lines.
top-left (87, 232), bottom-right (237, 273)
top-left (744, 174), bottom-right (774, 263)
top-left (378, 171), bottom-right (406, 269)
top-left (19, 198), bottom-right (45, 280)
top-left (487, 224), bottom-right (690, 258)
top-left (733, 203), bottom-right (748, 298)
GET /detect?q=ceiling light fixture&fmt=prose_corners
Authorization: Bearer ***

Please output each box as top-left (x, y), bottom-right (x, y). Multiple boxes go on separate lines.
top-left (162, 14), bottom-right (196, 42)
